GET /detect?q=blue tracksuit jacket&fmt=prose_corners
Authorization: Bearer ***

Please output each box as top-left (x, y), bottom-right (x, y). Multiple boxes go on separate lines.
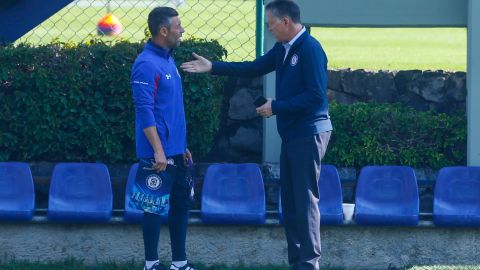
top-left (131, 40), bottom-right (187, 158)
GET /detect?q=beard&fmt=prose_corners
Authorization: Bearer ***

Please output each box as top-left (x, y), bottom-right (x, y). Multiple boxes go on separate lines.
top-left (167, 34), bottom-right (181, 49)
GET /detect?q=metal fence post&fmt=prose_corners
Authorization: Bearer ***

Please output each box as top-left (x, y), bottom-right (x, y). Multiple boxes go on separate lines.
top-left (467, 0), bottom-right (480, 165)
top-left (256, 0), bottom-right (264, 58)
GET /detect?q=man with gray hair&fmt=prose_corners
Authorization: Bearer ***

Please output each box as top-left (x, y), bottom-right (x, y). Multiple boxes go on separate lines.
top-left (181, 1), bottom-right (332, 269)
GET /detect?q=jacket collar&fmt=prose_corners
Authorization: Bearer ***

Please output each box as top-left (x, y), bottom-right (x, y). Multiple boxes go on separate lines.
top-left (278, 29), bottom-right (309, 69)
top-left (283, 26), bottom-right (306, 49)
top-left (145, 39), bottom-right (173, 59)
top-left (288, 28), bottom-right (309, 51)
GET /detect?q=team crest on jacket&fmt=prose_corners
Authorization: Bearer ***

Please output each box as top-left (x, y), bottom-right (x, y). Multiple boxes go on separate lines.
top-left (290, 54), bottom-right (299, 66)
top-left (146, 174), bottom-right (162, 190)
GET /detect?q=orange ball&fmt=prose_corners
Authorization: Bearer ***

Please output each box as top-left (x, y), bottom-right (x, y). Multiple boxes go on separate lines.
top-left (97, 13), bottom-right (122, 36)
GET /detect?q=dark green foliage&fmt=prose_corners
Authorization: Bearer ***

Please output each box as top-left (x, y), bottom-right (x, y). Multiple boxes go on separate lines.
top-left (0, 40), bottom-right (466, 168)
top-left (0, 39), bottom-right (226, 163)
top-left (175, 39), bottom-right (227, 158)
top-left (324, 102), bottom-right (466, 169)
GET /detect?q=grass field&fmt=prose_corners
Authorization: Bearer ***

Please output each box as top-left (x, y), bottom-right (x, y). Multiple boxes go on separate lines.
top-left (17, 0), bottom-right (257, 62)
top-left (1, 261), bottom-right (480, 270)
top-left (313, 27), bottom-right (466, 71)
top-left (17, 0), bottom-right (466, 71)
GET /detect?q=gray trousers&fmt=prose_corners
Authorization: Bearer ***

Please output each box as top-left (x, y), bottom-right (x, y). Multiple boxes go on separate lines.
top-left (280, 131), bottom-right (331, 270)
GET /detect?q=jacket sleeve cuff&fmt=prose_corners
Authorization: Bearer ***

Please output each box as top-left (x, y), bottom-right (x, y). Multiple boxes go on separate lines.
top-left (211, 61), bottom-right (220, 75)
top-left (271, 100), bottom-right (286, 115)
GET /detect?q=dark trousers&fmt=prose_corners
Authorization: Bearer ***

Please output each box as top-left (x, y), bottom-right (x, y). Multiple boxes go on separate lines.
top-left (143, 155), bottom-right (191, 261)
top-left (280, 132), bottom-right (331, 270)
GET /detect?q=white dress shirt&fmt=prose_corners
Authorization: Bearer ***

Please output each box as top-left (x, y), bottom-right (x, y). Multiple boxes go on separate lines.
top-left (283, 26), bottom-right (306, 63)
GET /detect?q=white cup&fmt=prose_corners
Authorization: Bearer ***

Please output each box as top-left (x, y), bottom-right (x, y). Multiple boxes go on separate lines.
top-left (342, 203), bottom-right (355, 221)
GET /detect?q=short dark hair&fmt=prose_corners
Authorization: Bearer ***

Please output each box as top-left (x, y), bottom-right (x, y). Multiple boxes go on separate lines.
top-left (266, 0), bottom-right (301, 23)
top-left (148, 7), bottom-right (179, 37)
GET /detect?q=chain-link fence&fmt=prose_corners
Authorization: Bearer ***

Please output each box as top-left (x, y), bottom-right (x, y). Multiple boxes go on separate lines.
top-left (17, 0), bottom-right (257, 61)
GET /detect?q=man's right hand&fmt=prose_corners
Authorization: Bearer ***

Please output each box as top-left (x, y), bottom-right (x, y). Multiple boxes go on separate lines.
top-left (153, 151), bottom-right (168, 172)
top-left (180, 52), bottom-right (212, 73)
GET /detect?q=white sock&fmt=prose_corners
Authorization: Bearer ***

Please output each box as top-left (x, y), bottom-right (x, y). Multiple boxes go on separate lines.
top-left (170, 260), bottom-right (187, 269)
top-left (145, 260), bottom-right (159, 269)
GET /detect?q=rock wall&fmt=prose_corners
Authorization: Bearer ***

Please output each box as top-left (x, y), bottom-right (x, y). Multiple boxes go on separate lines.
top-left (206, 69), bottom-right (466, 163)
top-left (328, 69), bottom-right (466, 113)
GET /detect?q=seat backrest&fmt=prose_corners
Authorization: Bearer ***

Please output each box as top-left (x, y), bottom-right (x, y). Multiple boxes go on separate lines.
top-left (355, 166), bottom-right (419, 225)
top-left (319, 165), bottom-right (343, 223)
top-left (0, 162), bottom-right (35, 221)
top-left (434, 166), bottom-right (480, 226)
top-left (48, 163), bottom-right (112, 222)
top-left (201, 163), bottom-right (265, 224)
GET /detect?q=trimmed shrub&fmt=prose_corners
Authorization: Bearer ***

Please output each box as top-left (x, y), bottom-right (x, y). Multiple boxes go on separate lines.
top-left (324, 102), bottom-right (466, 169)
top-left (0, 39), bottom-right (226, 163)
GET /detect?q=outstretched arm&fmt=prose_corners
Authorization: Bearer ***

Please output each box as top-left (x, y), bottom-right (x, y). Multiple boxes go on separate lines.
top-left (180, 53), bottom-right (212, 73)
top-left (181, 44), bottom-right (279, 77)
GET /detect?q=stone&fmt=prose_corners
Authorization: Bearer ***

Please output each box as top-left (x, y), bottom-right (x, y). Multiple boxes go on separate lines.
top-left (222, 77), bottom-right (239, 96)
top-left (365, 71), bottom-right (398, 103)
top-left (216, 138), bottom-right (250, 162)
top-left (264, 163), bottom-right (281, 179)
top-left (265, 185), bottom-right (280, 208)
top-left (420, 71), bottom-right (447, 102)
top-left (237, 77), bottom-right (256, 88)
top-left (394, 70), bottom-right (422, 94)
top-left (328, 89), bottom-right (362, 104)
top-left (341, 69), bottom-right (368, 97)
top-left (228, 88), bottom-right (258, 120)
top-left (211, 69), bottom-right (464, 163)
top-left (250, 76), bottom-right (264, 89)
top-left (247, 86), bottom-right (263, 102)
top-left (445, 71), bottom-right (467, 102)
top-left (229, 127), bottom-right (262, 154)
top-left (408, 71), bottom-right (447, 103)
top-left (327, 70), bottom-right (342, 91)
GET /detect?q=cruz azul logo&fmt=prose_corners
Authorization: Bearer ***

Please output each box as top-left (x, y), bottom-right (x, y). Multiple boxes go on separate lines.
top-left (290, 54), bottom-right (299, 66)
top-left (146, 174), bottom-right (162, 190)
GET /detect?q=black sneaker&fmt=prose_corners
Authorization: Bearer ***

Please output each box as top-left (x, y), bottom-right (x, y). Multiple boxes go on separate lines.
top-left (144, 262), bottom-right (167, 270)
top-left (170, 263), bottom-right (196, 270)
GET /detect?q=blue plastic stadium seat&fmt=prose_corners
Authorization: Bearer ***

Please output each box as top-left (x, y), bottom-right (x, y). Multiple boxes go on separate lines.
top-left (201, 163), bottom-right (265, 224)
top-left (48, 163), bottom-right (112, 222)
top-left (434, 166), bottom-right (480, 227)
top-left (278, 165), bottom-right (343, 225)
top-left (0, 162), bottom-right (35, 221)
top-left (318, 165), bottom-right (344, 224)
top-left (124, 163), bottom-right (143, 224)
top-left (355, 166), bottom-right (419, 226)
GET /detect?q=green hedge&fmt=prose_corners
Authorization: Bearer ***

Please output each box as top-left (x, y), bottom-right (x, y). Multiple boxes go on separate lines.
top-left (0, 41), bottom-right (467, 168)
top-left (0, 39), bottom-right (226, 163)
top-left (324, 102), bottom-right (467, 169)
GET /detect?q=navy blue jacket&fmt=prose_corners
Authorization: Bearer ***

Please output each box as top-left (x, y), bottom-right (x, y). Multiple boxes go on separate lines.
top-left (211, 31), bottom-right (332, 141)
top-left (131, 41), bottom-right (187, 158)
